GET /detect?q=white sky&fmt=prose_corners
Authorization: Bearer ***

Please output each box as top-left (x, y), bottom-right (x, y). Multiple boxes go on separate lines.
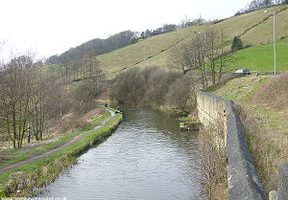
top-left (0, 0), bottom-right (252, 59)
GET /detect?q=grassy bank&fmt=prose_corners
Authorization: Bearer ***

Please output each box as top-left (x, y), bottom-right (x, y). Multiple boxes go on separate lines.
top-left (0, 110), bottom-right (122, 197)
top-left (214, 75), bottom-right (288, 193)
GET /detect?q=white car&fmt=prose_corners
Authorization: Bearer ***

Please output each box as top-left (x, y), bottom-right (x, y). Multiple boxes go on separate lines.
top-left (235, 68), bottom-right (251, 75)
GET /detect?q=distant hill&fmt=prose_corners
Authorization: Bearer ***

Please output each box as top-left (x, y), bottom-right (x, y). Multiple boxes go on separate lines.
top-left (46, 30), bottom-right (135, 64)
top-left (48, 4), bottom-right (288, 78)
top-left (95, 5), bottom-right (288, 78)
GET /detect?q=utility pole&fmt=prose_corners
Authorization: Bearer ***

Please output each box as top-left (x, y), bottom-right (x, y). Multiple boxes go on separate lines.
top-left (144, 45), bottom-right (146, 68)
top-left (273, 12), bottom-right (277, 77)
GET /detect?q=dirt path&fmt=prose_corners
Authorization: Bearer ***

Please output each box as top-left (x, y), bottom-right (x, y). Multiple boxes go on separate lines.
top-left (0, 110), bottom-right (115, 174)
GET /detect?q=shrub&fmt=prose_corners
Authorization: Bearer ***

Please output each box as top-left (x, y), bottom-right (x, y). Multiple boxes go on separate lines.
top-left (231, 36), bottom-right (243, 51)
top-left (110, 67), bottom-right (196, 115)
top-left (165, 76), bottom-right (196, 115)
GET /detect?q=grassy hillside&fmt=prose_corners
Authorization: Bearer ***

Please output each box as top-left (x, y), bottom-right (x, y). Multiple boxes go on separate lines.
top-left (97, 5), bottom-right (288, 78)
top-left (227, 38), bottom-right (288, 72)
top-left (97, 25), bottom-right (208, 77)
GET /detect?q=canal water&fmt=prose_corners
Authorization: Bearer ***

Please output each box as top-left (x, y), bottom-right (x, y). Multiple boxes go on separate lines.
top-left (39, 108), bottom-right (203, 200)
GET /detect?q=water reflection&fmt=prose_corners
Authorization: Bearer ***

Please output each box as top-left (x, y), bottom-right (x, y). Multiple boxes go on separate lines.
top-left (39, 108), bottom-right (203, 200)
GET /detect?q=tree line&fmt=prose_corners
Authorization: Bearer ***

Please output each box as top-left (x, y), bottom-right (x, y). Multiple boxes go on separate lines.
top-left (131, 17), bottom-right (207, 44)
top-left (55, 56), bottom-right (102, 83)
top-left (47, 30), bottom-right (135, 64)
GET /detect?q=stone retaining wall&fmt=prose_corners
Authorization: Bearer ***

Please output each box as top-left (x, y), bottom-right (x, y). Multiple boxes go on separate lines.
top-left (272, 163), bottom-right (288, 200)
top-left (197, 91), bottom-right (267, 200)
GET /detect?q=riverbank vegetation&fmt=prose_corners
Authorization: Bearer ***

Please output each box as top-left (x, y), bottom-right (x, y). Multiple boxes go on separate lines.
top-left (214, 75), bottom-right (288, 193)
top-left (0, 110), bottom-right (122, 197)
top-left (110, 67), bottom-right (196, 116)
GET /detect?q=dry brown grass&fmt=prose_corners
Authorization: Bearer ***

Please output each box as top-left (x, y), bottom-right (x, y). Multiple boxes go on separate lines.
top-left (230, 75), bottom-right (288, 192)
top-left (82, 108), bottom-right (104, 123)
top-left (214, 75), bottom-right (288, 193)
top-left (198, 119), bottom-right (227, 200)
top-left (252, 73), bottom-right (288, 110)
top-left (240, 107), bottom-right (288, 192)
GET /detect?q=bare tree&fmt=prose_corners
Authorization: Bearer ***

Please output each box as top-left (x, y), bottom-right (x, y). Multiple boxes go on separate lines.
top-left (170, 33), bottom-right (207, 89)
top-left (0, 55), bottom-right (34, 148)
top-left (205, 29), bottom-right (220, 85)
top-left (73, 68), bottom-right (105, 114)
top-left (191, 33), bottom-right (207, 89)
top-left (170, 28), bottom-right (233, 88)
top-left (170, 43), bottom-right (196, 75)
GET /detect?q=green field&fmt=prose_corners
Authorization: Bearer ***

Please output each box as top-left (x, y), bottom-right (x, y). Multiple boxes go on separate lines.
top-left (228, 39), bottom-right (288, 72)
top-left (96, 5), bottom-right (288, 77)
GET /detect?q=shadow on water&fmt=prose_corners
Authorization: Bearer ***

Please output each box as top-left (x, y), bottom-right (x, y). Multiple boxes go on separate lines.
top-left (38, 108), bottom-right (204, 200)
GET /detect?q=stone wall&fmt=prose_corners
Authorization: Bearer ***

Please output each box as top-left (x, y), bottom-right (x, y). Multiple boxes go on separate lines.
top-left (272, 163), bottom-right (288, 200)
top-left (197, 91), bottom-right (267, 200)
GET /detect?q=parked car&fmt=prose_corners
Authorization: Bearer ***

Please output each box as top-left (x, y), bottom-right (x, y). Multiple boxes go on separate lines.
top-left (235, 68), bottom-right (251, 75)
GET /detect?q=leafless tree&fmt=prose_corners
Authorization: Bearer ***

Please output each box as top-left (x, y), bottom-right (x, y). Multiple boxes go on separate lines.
top-left (0, 55), bottom-right (34, 148)
top-left (170, 43), bottom-right (197, 75)
top-left (170, 28), bottom-right (233, 88)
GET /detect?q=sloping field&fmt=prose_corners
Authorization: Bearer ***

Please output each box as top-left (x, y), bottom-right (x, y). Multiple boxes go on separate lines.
top-left (98, 24), bottom-right (208, 76)
top-left (227, 39), bottom-right (288, 72)
top-left (97, 5), bottom-right (288, 77)
top-left (242, 6), bottom-right (288, 45)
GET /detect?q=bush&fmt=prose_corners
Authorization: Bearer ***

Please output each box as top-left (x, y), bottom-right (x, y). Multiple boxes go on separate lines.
top-left (146, 69), bottom-right (180, 105)
top-left (110, 67), bottom-right (196, 115)
top-left (165, 76), bottom-right (196, 115)
top-left (73, 76), bottom-right (104, 114)
top-left (231, 36), bottom-right (243, 51)
top-left (110, 68), bottom-right (147, 105)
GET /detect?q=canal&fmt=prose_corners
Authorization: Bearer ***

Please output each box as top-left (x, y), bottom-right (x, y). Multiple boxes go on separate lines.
top-left (39, 108), bottom-right (203, 199)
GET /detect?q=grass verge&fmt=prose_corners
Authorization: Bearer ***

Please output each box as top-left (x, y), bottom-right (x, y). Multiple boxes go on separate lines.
top-left (0, 111), bottom-right (110, 169)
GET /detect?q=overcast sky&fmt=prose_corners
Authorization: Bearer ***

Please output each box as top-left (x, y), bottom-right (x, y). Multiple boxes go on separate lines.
top-left (0, 0), bottom-right (252, 59)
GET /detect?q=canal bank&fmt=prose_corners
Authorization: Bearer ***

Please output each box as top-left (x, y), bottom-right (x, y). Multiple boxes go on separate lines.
top-left (0, 108), bottom-right (122, 197)
top-left (39, 108), bottom-right (203, 200)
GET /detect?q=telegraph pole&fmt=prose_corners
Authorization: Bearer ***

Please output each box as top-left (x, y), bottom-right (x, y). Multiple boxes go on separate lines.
top-left (273, 12), bottom-right (277, 77)
top-left (144, 45), bottom-right (146, 68)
